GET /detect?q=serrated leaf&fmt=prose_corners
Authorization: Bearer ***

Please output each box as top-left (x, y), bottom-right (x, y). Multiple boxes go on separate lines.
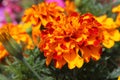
top-left (108, 67), bottom-right (120, 79)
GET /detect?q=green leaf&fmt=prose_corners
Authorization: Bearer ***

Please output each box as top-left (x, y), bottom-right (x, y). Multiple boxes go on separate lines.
top-left (108, 67), bottom-right (120, 79)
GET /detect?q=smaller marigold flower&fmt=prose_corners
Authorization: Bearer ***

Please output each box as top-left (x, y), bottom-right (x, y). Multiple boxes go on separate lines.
top-left (14, 24), bottom-right (34, 49)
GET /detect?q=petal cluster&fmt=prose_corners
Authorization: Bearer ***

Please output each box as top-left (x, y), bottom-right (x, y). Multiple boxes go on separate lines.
top-left (96, 15), bottom-right (120, 48)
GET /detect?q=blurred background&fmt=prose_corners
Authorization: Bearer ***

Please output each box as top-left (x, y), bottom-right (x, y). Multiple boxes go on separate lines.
top-left (0, 0), bottom-right (120, 80)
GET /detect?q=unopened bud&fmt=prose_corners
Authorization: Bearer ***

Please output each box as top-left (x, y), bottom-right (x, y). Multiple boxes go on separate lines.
top-left (0, 29), bottom-right (23, 60)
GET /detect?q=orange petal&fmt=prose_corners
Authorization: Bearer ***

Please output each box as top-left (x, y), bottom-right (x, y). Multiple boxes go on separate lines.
top-left (90, 46), bottom-right (101, 61)
top-left (80, 46), bottom-right (101, 62)
top-left (63, 49), bottom-right (84, 69)
top-left (80, 47), bottom-right (91, 63)
top-left (67, 54), bottom-right (84, 69)
top-left (55, 59), bottom-right (66, 69)
top-left (75, 56), bottom-right (84, 68)
top-left (46, 55), bottom-right (53, 66)
top-left (63, 49), bottom-right (77, 62)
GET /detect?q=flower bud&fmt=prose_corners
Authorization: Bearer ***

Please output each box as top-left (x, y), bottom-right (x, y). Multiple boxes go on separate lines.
top-left (0, 29), bottom-right (23, 60)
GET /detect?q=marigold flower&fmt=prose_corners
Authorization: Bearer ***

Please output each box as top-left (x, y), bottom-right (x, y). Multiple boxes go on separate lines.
top-left (6, 23), bottom-right (34, 49)
top-left (23, 2), bottom-right (103, 69)
top-left (96, 15), bottom-right (120, 48)
top-left (39, 12), bottom-right (103, 69)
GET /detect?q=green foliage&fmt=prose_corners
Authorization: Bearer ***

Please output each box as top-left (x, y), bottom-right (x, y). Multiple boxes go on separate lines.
top-left (109, 67), bottom-right (120, 79)
top-left (45, 55), bottom-right (119, 80)
top-left (0, 48), bottom-right (54, 80)
top-left (75, 0), bottom-right (120, 17)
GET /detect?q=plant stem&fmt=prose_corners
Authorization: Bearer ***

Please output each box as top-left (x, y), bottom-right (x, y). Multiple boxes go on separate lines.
top-left (22, 58), bottom-right (41, 80)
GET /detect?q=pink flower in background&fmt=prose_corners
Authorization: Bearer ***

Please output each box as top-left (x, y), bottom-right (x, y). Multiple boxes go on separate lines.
top-left (0, 1), bottom-right (6, 27)
top-left (0, 0), bottom-right (22, 27)
top-left (45, 0), bottom-right (65, 7)
top-left (3, 0), bottom-right (22, 20)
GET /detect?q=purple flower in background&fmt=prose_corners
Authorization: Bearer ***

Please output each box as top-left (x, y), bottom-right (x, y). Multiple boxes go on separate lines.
top-left (0, 7), bottom-right (5, 23)
top-left (0, 7), bottom-right (5, 22)
top-left (3, 0), bottom-right (22, 19)
top-left (0, 1), bottom-right (6, 27)
top-left (45, 0), bottom-right (65, 7)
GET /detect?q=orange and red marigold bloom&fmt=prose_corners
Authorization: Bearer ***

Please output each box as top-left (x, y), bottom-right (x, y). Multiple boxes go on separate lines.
top-left (38, 12), bottom-right (103, 69)
top-left (22, 2), bottom-right (103, 69)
